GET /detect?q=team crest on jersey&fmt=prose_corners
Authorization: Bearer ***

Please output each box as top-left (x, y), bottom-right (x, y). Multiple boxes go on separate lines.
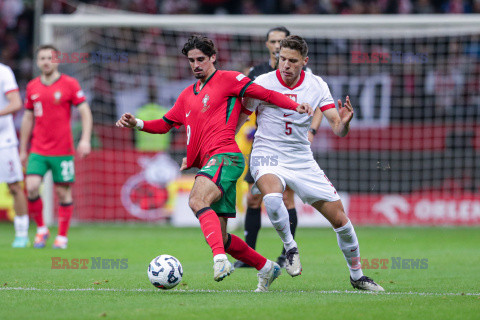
top-left (201, 94), bottom-right (211, 113)
top-left (54, 91), bottom-right (62, 103)
top-left (284, 94), bottom-right (297, 102)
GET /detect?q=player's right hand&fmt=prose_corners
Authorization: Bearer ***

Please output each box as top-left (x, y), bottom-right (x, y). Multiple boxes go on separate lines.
top-left (116, 113), bottom-right (137, 128)
top-left (296, 103), bottom-right (313, 116)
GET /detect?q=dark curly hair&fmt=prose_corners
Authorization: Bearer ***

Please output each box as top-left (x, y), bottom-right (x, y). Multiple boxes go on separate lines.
top-left (181, 34), bottom-right (217, 57)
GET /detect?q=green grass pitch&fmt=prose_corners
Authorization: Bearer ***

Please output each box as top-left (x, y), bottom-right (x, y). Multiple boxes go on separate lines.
top-left (1, 223), bottom-right (479, 319)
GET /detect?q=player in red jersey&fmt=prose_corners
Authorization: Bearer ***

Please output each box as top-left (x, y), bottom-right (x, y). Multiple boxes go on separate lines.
top-left (117, 35), bottom-right (312, 292)
top-left (19, 45), bottom-right (93, 249)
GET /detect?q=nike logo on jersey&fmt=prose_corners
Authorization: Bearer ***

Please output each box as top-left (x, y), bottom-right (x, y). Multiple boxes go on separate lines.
top-left (206, 232), bottom-right (214, 239)
top-left (350, 246), bottom-right (358, 252)
top-left (31, 94), bottom-right (39, 100)
top-left (186, 111), bottom-right (191, 117)
top-left (283, 113), bottom-right (293, 117)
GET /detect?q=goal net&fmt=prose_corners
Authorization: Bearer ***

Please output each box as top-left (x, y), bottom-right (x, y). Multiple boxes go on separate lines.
top-left (40, 14), bottom-right (480, 225)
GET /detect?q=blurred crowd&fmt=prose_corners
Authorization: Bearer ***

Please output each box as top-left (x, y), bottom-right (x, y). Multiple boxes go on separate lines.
top-left (0, 0), bottom-right (480, 121)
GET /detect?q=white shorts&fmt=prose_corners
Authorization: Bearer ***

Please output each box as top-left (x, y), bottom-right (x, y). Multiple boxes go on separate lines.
top-left (250, 157), bottom-right (340, 205)
top-left (0, 146), bottom-right (24, 184)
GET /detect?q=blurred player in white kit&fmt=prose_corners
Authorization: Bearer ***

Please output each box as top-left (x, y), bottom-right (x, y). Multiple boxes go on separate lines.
top-left (0, 62), bottom-right (30, 248)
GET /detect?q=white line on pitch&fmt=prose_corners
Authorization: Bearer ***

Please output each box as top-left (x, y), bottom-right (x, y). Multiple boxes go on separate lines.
top-left (0, 287), bottom-right (479, 296)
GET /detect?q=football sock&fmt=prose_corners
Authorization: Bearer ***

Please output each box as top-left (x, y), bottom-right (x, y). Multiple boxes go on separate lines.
top-left (28, 196), bottom-right (44, 228)
top-left (244, 207), bottom-right (261, 249)
top-left (225, 233), bottom-right (267, 270)
top-left (14, 215), bottom-right (29, 237)
top-left (281, 208), bottom-right (298, 256)
top-left (58, 202), bottom-right (73, 237)
top-left (334, 219), bottom-right (364, 281)
top-left (197, 207), bottom-right (225, 256)
top-left (263, 193), bottom-right (297, 252)
top-left (213, 254), bottom-right (228, 262)
top-left (259, 259), bottom-right (273, 274)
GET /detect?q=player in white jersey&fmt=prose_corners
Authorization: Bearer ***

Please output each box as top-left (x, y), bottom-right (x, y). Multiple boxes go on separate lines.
top-left (241, 35), bottom-right (384, 291)
top-left (0, 63), bottom-right (30, 248)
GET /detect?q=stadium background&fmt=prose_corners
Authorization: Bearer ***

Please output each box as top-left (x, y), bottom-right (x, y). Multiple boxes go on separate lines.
top-left (1, 0), bottom-right (479, 228)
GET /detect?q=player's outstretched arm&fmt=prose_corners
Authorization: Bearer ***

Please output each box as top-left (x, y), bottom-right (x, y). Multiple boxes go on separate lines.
top-left (77, 102), bottom-right (92, 158)
top-left (117, 113), bottom-right (174, 134)
top-left (244, 83), bottom-right (313, 115)
top-left (323, 96), bottom-right (354, 137)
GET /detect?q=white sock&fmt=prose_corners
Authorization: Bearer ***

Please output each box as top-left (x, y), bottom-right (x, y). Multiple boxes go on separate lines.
top-left (37, 226), bottom-right (48, 234)
top-left (334, 219), bottom-right (364, 281)
top-left (213, 254), bottom-right (228, 262)
top-left (263, 193), bottom-right (297, 251)
top-left (14, 215), bottom-right (29, 237)
top-left (259, 259), bottom-right (273, 274)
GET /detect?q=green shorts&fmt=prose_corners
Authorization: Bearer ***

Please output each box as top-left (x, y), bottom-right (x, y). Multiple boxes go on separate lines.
top-left (26, 153), bottom-right (75, 183)
top-left (196, 152), bottom-right (244, 217)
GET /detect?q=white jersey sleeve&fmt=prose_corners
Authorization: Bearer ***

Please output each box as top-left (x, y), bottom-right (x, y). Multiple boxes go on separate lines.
top-left (1, 65), bottom-right (19, 94)
top-left (0, 63), bottom-right (20, 149)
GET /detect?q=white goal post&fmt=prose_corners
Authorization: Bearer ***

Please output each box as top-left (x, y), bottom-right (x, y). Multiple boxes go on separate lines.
top-left (39, 14), bottom-right (480, 225)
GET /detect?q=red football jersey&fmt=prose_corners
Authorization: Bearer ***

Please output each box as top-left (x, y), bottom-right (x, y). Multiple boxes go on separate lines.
top-left (25, 74), bottom-right (86, 155)
top-left (164, 70), bottom-right (250, 168)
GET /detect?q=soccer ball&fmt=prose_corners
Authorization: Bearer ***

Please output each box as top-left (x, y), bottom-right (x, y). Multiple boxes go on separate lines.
top-left (147, 255), bottom-right (183, 289)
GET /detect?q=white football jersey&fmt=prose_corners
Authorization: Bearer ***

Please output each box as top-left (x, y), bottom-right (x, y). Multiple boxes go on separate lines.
top-left (0, 63), bottom-right (19, 149)
top-left (247, 70), bottom-right (335, 167)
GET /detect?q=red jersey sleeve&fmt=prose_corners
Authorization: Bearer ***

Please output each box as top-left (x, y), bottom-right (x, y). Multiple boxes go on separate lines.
top-left (142, 118), bottom-right (174, 133)
top-left (244, 82), bottom-right (298, 111)
top-left (222, 71), bottom-right (255, 98)
top-left (69, 78), bottom-right (86, 106)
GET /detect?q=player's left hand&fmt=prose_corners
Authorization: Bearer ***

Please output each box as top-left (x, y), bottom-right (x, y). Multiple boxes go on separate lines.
top-left (180, 157), bottom-right (188, 171)
top-left (296, 102), bottom-right (314, 116)
top-left (338, 96), bottom-right (354, 124)
top-left (77, 139), bottom-right (91, 158)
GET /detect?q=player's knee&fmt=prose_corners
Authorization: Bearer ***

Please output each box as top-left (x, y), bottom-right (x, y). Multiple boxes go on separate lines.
top-left (188, 196), bottom-right (207, 213)
top-left (55, 186), bottom-right (70, 203)
top-left (263, 193), bottom-right (283, 213)
top-left (331, 212), bottom-right (349, 229)
top-left (26, 184), bottom-right (40, 198)
top-left (247, 193), bottom-right (262, 208)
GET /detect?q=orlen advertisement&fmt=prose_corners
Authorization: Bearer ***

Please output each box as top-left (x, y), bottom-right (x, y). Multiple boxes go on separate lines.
top-left (348, 193), bottom-right (480, 225)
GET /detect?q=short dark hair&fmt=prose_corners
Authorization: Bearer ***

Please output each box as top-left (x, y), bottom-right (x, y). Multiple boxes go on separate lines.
top-left (280, 35), bottom-right (308, 57)
top-left (35, 44), bottom-right (60, 56)
top-left (181, 34), bottom-right (217, 57)
top-left (266, 26), bottom-right (290, 41)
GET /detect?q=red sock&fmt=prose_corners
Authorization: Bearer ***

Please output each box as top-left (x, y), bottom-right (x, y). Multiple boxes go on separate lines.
top-left (58, 203), bottom-right (73, 237)
top-left (226, 234), bottom-right (267, 270)
top-left (198, 208), bottom-right (225, 256)
top-left (28, 197), bottom-right (44, 228)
